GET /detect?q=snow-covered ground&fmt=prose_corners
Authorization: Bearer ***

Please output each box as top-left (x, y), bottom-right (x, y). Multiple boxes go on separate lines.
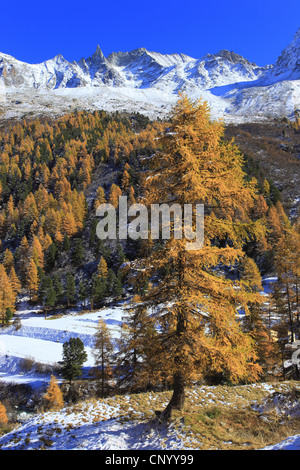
top-left (263, 434), bottom-right (300, 450)
top-left (0, 379), bottom-right (299, 450)
top-left (0, 297), bottom-right (127, 388)
top-left (0, 399), bottom-right (187, 450)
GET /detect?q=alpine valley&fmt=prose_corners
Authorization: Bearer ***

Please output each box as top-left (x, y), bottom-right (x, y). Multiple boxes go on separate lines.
top-left (1, 27), bottom-right (300, 122)
top-left (0, 26), bottom-right (300, 454)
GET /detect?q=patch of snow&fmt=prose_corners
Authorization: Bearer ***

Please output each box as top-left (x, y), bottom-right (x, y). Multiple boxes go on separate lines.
top-left (0, 299), bottom-right (126, 386)
top-left (1, 32), bottom-right (300, 123)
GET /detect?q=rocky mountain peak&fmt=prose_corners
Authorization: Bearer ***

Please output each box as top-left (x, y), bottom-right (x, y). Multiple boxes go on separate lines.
top-left (91, 45), bottom-right (105, 62)
top-left (268, 27), bottom-right (300, 80)
top-left (0, 28), bottom-right (300, 123)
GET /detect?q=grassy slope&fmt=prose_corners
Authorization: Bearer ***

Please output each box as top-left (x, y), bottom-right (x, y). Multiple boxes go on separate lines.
top-left (1, 380), bottom-right (300, 450)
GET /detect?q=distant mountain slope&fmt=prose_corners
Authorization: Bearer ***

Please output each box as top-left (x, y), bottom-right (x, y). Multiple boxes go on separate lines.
top-left (0, 45), bottom-right (268, 91)
top-left (0, 28), bottom-right (300, 122)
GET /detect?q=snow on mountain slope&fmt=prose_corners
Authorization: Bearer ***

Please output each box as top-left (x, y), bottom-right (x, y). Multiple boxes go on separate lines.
top-left (0, 28), bottom-right (300, 123)
top-left (261, 27), bottom-right (300, 83)
top-left (0, 46), bottom-right (267, 91)
top-left (0, 40), bottom-right (279, 123)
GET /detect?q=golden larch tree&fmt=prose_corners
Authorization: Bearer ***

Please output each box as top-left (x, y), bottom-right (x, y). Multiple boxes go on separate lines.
top-left (130, 95), bottom-right (265, 419)
top-left (273, 223), bottom-right (300, 343)
top-left (0, 401), bottom-right (8, 424)
top-left (108, 184), bottom-right (122, 208)
top-left (9, 267), bottom-right (21, 297)
top-left (93, 186), bottom-right (106, 211)
top-left (98, 256), bottom-right (108, 279)
top-left (26, 258), bottom-right (39, 301)
top-left (0, 264), bottom-right (16, 324)
top-left (3, 249), bottom-right (14, 272)
top-left (43, 375), bottom-right (64, 411)
top-left (93, 319), bottom-right (114, 397)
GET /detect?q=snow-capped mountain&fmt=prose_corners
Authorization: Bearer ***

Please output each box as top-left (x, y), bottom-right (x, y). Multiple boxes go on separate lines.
top-left (262, 27), bottom-right (300, 83)
top-left (0, 46), bottom-right (267, 91)
top-left (0, 27), bottom-right (300, 122)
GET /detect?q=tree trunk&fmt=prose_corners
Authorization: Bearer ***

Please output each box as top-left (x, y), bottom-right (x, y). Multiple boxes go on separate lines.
top-left (101, 341), bottom-right (104, 398)
top-left (156, 371), bottom-right (185, 422)
top-left (286, 280), bottom-right (294, 343)
top-left (161, 261), bottom-right (187, 421)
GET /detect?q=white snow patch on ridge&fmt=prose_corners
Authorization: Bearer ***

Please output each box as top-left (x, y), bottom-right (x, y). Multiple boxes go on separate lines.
top-left (1, 28), bottom-right (300, 122)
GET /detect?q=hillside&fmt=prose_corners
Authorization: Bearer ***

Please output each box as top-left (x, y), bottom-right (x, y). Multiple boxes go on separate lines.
top-left (0, 100), bottom-right (299, 452)
top-left (0, 376), bottom-right (300, 450)
top-left (224, 119), bottom-right (300, 221)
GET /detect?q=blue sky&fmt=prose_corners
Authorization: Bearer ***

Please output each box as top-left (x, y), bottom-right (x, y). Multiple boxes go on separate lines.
top-left (1, 0), bottom-right (299, 66)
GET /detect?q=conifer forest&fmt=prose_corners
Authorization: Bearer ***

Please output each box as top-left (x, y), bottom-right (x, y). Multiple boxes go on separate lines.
top-left (0, 95), bottom-right (299, 451)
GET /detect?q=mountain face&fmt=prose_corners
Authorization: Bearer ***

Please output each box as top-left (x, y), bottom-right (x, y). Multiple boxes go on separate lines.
top-left (262, 27), bottom-right (300, 83)
top-left (0, 46), bottom-right (268, 91)
top-left (0, 28), bottom-right (300, 122)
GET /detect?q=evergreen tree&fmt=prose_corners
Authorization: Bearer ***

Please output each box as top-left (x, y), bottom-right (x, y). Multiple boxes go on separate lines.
top-left (90, 273), bottom-right (106, 309)
top-left (107, 269), bottom-right (123, 298)
top-left (53, 274), bottom-right (64, 303)
top-left (5, 307), bottom-right (14, 324)
top-left (78, 279), bottom-right (89, 307)
top-left (44, 281), bottom-right (57, 314)
top-left (116, 243), bottom-right (126, 268)
top-left (62, 233), bottom-right (71, 252)
top-left (45, 243), bottom-right (57, 271)
top-left (61, 337), bottom-right (88, 383)
top-left (71, 238), bottom-right (84, 266)
top-left (38, 275), bottom-right (57, 317)
top-left (65, 273), bottom-right (76, 306)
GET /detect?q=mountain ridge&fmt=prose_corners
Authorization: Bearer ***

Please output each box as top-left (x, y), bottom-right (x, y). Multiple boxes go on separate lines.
top-left (0, 28), bottom-right (299, 122)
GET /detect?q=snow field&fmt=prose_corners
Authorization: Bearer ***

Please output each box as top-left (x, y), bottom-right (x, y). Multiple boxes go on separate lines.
top-left (0, 298), bottom-right (126, 386)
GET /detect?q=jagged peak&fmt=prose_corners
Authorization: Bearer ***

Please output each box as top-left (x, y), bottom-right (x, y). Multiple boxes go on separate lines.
top-left (92, 44), bottom-right (105, 60)
top-left (107, 47), bottom-right (147, 59)
top-left (279, 27), bottom-right (300, 53)
top-left (202, 49), bottom-right (255, 66)
top-left (82, 45), bottom-right (106, 66)
top-left (272, 26), bottom-right (300, 74)
top-left (53, 53), bottom-right (65, 61)
top-left (293, 26), bottom-right (300, 40)
top-left (45, 53), bottom-right (68, 65)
